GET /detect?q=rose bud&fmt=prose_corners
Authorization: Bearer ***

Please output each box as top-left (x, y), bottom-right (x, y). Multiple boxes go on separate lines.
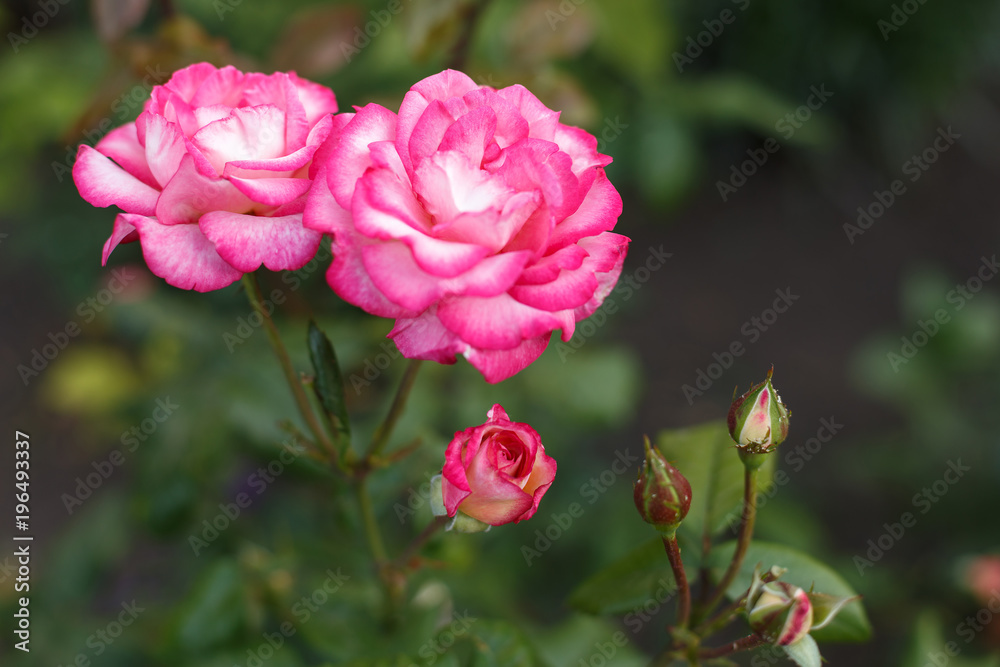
top-left (633, 436), bottom-right (692, 535)
top-left (746, 567), bottom-right (813, 646)
top-left (439, 404), bottom-right (556, 527)
top-left (727, 366), bottom-right (791, 453)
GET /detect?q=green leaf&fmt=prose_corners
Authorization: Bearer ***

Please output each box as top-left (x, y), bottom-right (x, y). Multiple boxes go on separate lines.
top-left (569, 538), bottom-right (678, 615)
top-left (783, 635), bottom-right (822, 667)
top-left (707, 541), bottom-right (871, 643)
top-left (903, 611), bottom-right (1000, 667)
top-left (470, 620), bottom-right (547, 667)
top-left (656, 421), bottom-right (774, 542)
top-left (171, 559), bottom-right (247, 651)
top-left (307, 320), bottom-right (351, 449)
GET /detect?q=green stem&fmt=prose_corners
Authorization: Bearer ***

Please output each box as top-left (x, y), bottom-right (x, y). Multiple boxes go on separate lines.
top-left (242, 273), bottom-right (336, 460)
top-left (694, 594), bottom-right (745, 637)
top-left (662, 534), bottom-right (691, 629)
top-left (703, 466), bottom-right (759, 614)
top-left (447, 0), bottom-right (491, 71)
top-left (698, 633), bottom-right (767, 659)
top-left (367, 359), bottom-right (423, 461)
top-left (394, 516), bottom-right (448, 570)
top-left (356, 477), bottom-right (388, 564)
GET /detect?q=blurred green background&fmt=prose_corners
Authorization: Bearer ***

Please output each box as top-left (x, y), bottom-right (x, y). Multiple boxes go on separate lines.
top-left (3, 0), bottom-right (1000, 664)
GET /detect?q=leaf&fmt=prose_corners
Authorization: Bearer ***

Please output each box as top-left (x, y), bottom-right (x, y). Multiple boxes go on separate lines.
top-left (903, 611), bottom-right (1000, 667)
top-left (707, 541), bottom-right (871, 642)
top-left (470, 620), bottom-right (547, 667)
top-left (308, 320), bottom-right (351, 450)
top-left (783, 635), bottom-right (822, 667)
top-left (91, 0), bottom-right (152, 43)
top-left (569, 537), bottom-right (679, 615)
top-left (171, 559), bottom-right (247, 651)
top-left (656, 421), bottom-right (774, 542)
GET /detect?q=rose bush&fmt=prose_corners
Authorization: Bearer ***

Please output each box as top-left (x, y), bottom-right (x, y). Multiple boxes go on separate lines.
top-left (440, 404), bottom-right (556, 526)
top-left (73, 62), bottom-right (338, 291)
top-left (305, 69), bottom-right (629, 382)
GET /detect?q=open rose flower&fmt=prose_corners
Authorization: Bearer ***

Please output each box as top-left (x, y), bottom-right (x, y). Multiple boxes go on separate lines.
top-left (304, 69), bottom-right (629, 382)
top-left (73, 62), bottom-right (338, 291)
top-left (439, 404), bottom-right (556, 526)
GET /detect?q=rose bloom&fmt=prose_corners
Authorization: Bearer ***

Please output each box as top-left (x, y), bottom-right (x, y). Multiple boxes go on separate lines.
top-left (73, 62), bottom-right (338, 291)
top-left (305, 69), bottom-right (629, 382)
top-left (441, 404), bottom-right (556, 526)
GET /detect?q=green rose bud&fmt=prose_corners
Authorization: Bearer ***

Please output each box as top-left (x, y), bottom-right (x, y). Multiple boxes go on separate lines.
top-left (745, 565), bottom-right (859, 648)
top-left (727, 366), bottom-right (791, 454)
top-left (633, 436), bottom-right (692, 536)
top-left (746, 567), bottom-right (812, 646)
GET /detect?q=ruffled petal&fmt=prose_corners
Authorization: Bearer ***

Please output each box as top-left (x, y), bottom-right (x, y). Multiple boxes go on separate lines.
top-left (155, 154), bottom-right (254, 225)
top-left (102, 213), bottom-right (141, 265)
top-left (464, 335), bottom-right (550, 384)
top-left (73, 144), bottom-right (159, 215)
top-left (95, 124), bottom-right (157, 188)
top-left (129, 217), bottom-right (242, 291)
top-left (199, 211), bottom-right (322, 272)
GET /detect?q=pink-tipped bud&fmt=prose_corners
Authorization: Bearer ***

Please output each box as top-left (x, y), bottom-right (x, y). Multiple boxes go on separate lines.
top-left (633, 437), bottom-right (692, 535)
top-left (727, 366), bottom-right (791, 453)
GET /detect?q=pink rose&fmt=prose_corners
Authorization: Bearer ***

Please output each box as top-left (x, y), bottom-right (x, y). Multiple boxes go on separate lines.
top-left (304, 69), bottom-right (629, 382)
top-left (441, 404), bottom-right (556, 526)
top-left (73, 63), bottom-right (338, 291)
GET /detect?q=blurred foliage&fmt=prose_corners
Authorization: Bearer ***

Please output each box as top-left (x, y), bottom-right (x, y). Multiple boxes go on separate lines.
top-left (4, 0), bottom-right (1000, 664)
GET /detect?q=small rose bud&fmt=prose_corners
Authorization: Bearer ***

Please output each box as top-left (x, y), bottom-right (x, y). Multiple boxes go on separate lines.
top-left (746, 573), bottom-right (813, 646)
top-left (633, 436), bottom-right (692, 535)
top-left (727, 366), bottom-right (791, 453)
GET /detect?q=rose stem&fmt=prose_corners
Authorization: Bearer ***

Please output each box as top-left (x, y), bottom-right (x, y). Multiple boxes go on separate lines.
top-left (447, 0), bottom-right (491, 71)
top-left (702, 466), bottom-right (759, 614)
top-left (241, 273), bottom-right (337, 461)
top-left (697, 633), bottom-right (767, 659)
top-left (695, 568), bottom-right (778, 637)
top-left (662, 534), bottom-right (691, 629)
top-left (366, 359), bottom-right (423, 462)
top-left (394, 516), bottom-right (449, 570)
